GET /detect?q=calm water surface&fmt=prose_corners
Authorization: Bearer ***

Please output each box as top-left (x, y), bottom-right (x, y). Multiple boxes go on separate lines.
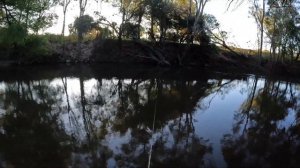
top-left (0, 66), bottom-right (299, 168)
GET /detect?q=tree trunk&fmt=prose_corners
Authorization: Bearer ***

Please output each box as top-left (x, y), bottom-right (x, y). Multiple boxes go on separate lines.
top-left (78, 0), bottom-right (87, 42)
top-left (61, 0), bottom-right (71, 36)
top-left (62, 11), bottom-right (67, 36)
top-left (79, 0), bottom-right (86, 17)
top-left (259, 0), bottom-right (265, 64)
top-left (80, 77), bottom-right (86, 114)
top-left (150, 12), bottom-right (155, 41)
top-left (295, 52), bottom-right (300, 61)
top-left (62, 77), bottom-right (71, 113)
top-left (159, 18), bottom-right (165, 43)
top-left (118, 0), bottom-right (125, 42)
top-left (78, 31), bottom-right (83, 42)
top-left (137, 13), bottom-right (143, 40)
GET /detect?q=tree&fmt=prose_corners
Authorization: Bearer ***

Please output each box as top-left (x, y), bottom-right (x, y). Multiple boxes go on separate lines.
top-left (143, 0), bottom-right (174, 42)
top-left (122, 22), bottom-right (139, 39)
top-left (0, 0), bottom-right (58, 32)
top-left (264, 0), bottom-right (300, 62)
top-left (152, 0), bottom-right (173, 42)
top-left (249, 0), bottom-right (265, 61)
top-left (249, 0), bottom-right (300, 63)
top-left (133, 0), bottom-right (146, 39)
top-left (124, 0), bottom-right (147, 39)
top-left (0, 23), bottom-right (27, 45)
top-left (0, 0), bottom-right (58, 58)
top-left (74, 15), bottom-right (94, 41)
top-left (222, 79), bottom-right (300, 167)
top-left (60, 0), bottom-right (72, 36)
top-left (192, 0), bottom-right (210, 45)
top-left (78, 0), bottom-right (88, 17)
top-left (118, 0), bottom-right (129, 41)
top-left (0, 80), bottom-right (72, 168)
top-left (233, 0), bottom-right (300, 63)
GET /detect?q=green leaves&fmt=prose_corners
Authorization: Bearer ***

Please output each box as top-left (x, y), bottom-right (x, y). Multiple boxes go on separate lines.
top-left (0, 9), bottom-right (4, 18)
top-left (74, 15), bottom-right (94, 41)
top-left (22, 35), bottom-right (50, 58)
top-left (0, 23), bottom-right (51, 60)
top-left (74, 15), bottom-right (94, 32)
top-left (0, 23), bottom-right (27, 46)
top-left (0, 0), bottom-right (58, 32)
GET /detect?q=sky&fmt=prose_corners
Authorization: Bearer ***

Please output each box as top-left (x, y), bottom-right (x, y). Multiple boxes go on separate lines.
top-left (204, 0), bottom-right (258, 49)
top-left (45, 0), bottom-right (259, 49)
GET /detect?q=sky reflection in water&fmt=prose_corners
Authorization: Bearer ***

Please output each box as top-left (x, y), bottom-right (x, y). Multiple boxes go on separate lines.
top-left (0, 75), bottom-right (299, 168)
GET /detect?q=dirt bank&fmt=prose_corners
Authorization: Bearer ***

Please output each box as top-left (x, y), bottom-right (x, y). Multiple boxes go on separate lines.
top-left (1, 39), bottom-right (300, 78)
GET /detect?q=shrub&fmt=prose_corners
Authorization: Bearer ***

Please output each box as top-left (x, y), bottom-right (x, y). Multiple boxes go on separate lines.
top-left (7, 35), bottom-right (53, 63)
top-left (24, 35), bottom-right (50, 57)
top-left (0, 23), bottom-right (27, 46)
top-left (43, 33), bottom-right (64, 43)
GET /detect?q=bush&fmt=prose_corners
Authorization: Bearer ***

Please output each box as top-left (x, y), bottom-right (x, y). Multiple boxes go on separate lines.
top-left (74, 15), bottom-right (94, 41)
top-left (7, 35), bottom-right (54, 63)
top-left (0, 23), bottom-right (27, 46)
top-left (43, 33), bottom-right (64, 43)
top-left (0, 25), bottom-right (59, 63)
top-left (0, 24), bottom-right (27, 60)
top-left (24, 35), bottom-right (50, 57)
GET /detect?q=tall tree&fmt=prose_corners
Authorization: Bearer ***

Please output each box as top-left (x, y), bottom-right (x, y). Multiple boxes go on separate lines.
top-left (0, 0), bottom-right (58, 31)
top-left (193, 0), bottom-right (210, 45)
top-left (79, 0), bottom-right (88, 17)
top-left (74, 14), bottom-right (94, 41)
top-left (249, 0), bottom-right (266, 62)
top-left (260, 0), bottom-right (265, 63)
top-left (118, 0), bottom-right (126, 41)
top-left (60, 0), bottom-right (72, 36)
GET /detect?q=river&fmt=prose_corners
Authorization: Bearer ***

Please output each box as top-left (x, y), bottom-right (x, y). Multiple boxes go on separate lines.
top-left (0, 65), bottom-right (299, 168)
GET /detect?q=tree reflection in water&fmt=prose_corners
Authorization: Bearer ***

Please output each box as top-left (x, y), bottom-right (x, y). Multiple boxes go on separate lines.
top-left (109, 79), bottom-right (213, 167)
top-left (0, 77), bottom-right (221, 167)
top-left (222, 78), bottom-right (300, 167)
top-left (0, 80), bottom-right (71, 168)
top-left (1, 75), bottom-right (298, 167)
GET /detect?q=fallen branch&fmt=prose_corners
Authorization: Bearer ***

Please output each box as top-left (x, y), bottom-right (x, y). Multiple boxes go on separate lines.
top-left (134, 41), bottom-right (170, 66)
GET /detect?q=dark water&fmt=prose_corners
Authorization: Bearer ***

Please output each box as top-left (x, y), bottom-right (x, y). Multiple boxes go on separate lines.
top-left (0, 66), bottom-right (299, 168)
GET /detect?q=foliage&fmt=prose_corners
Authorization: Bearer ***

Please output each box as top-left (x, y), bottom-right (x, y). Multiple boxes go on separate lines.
top-left (0, 32), bottom-right (52, 61)
top-left (222, 79), bottom-right (300, 167)
top-left (0, 23), bottom-right (27, 46)
top-left (43, 33), bottom-right (65, 43)
top-left (23, 35), bottom-right (50, 57)
top-left (0, 0), bottom-right (58, 61)
top-left (0, 0), bottom-right (59, 32)
top-left (73, 15), bottom-right (94, 41)
top-left (247, 0), bottom-right (300, 62)
top-left (74, 15), bottom-right (94, 34)
top-left (122, 22), bottom-right (139, 39)
top-left (1, 0), bottom-right (300, 64)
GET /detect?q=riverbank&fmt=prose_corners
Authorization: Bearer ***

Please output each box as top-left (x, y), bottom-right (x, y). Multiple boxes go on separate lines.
top-left (1, 39), bottom-right (300, 78)
top-left (0, 64), bottom-right (300, 84)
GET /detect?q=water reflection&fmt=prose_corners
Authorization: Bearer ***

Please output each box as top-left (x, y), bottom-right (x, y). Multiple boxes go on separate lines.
top-left (0, 81), bottom-right (71, 168)
top-left (0, 74), bottom-right (299, 167)
top-left (222, 78), bottom-right (300, 167)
